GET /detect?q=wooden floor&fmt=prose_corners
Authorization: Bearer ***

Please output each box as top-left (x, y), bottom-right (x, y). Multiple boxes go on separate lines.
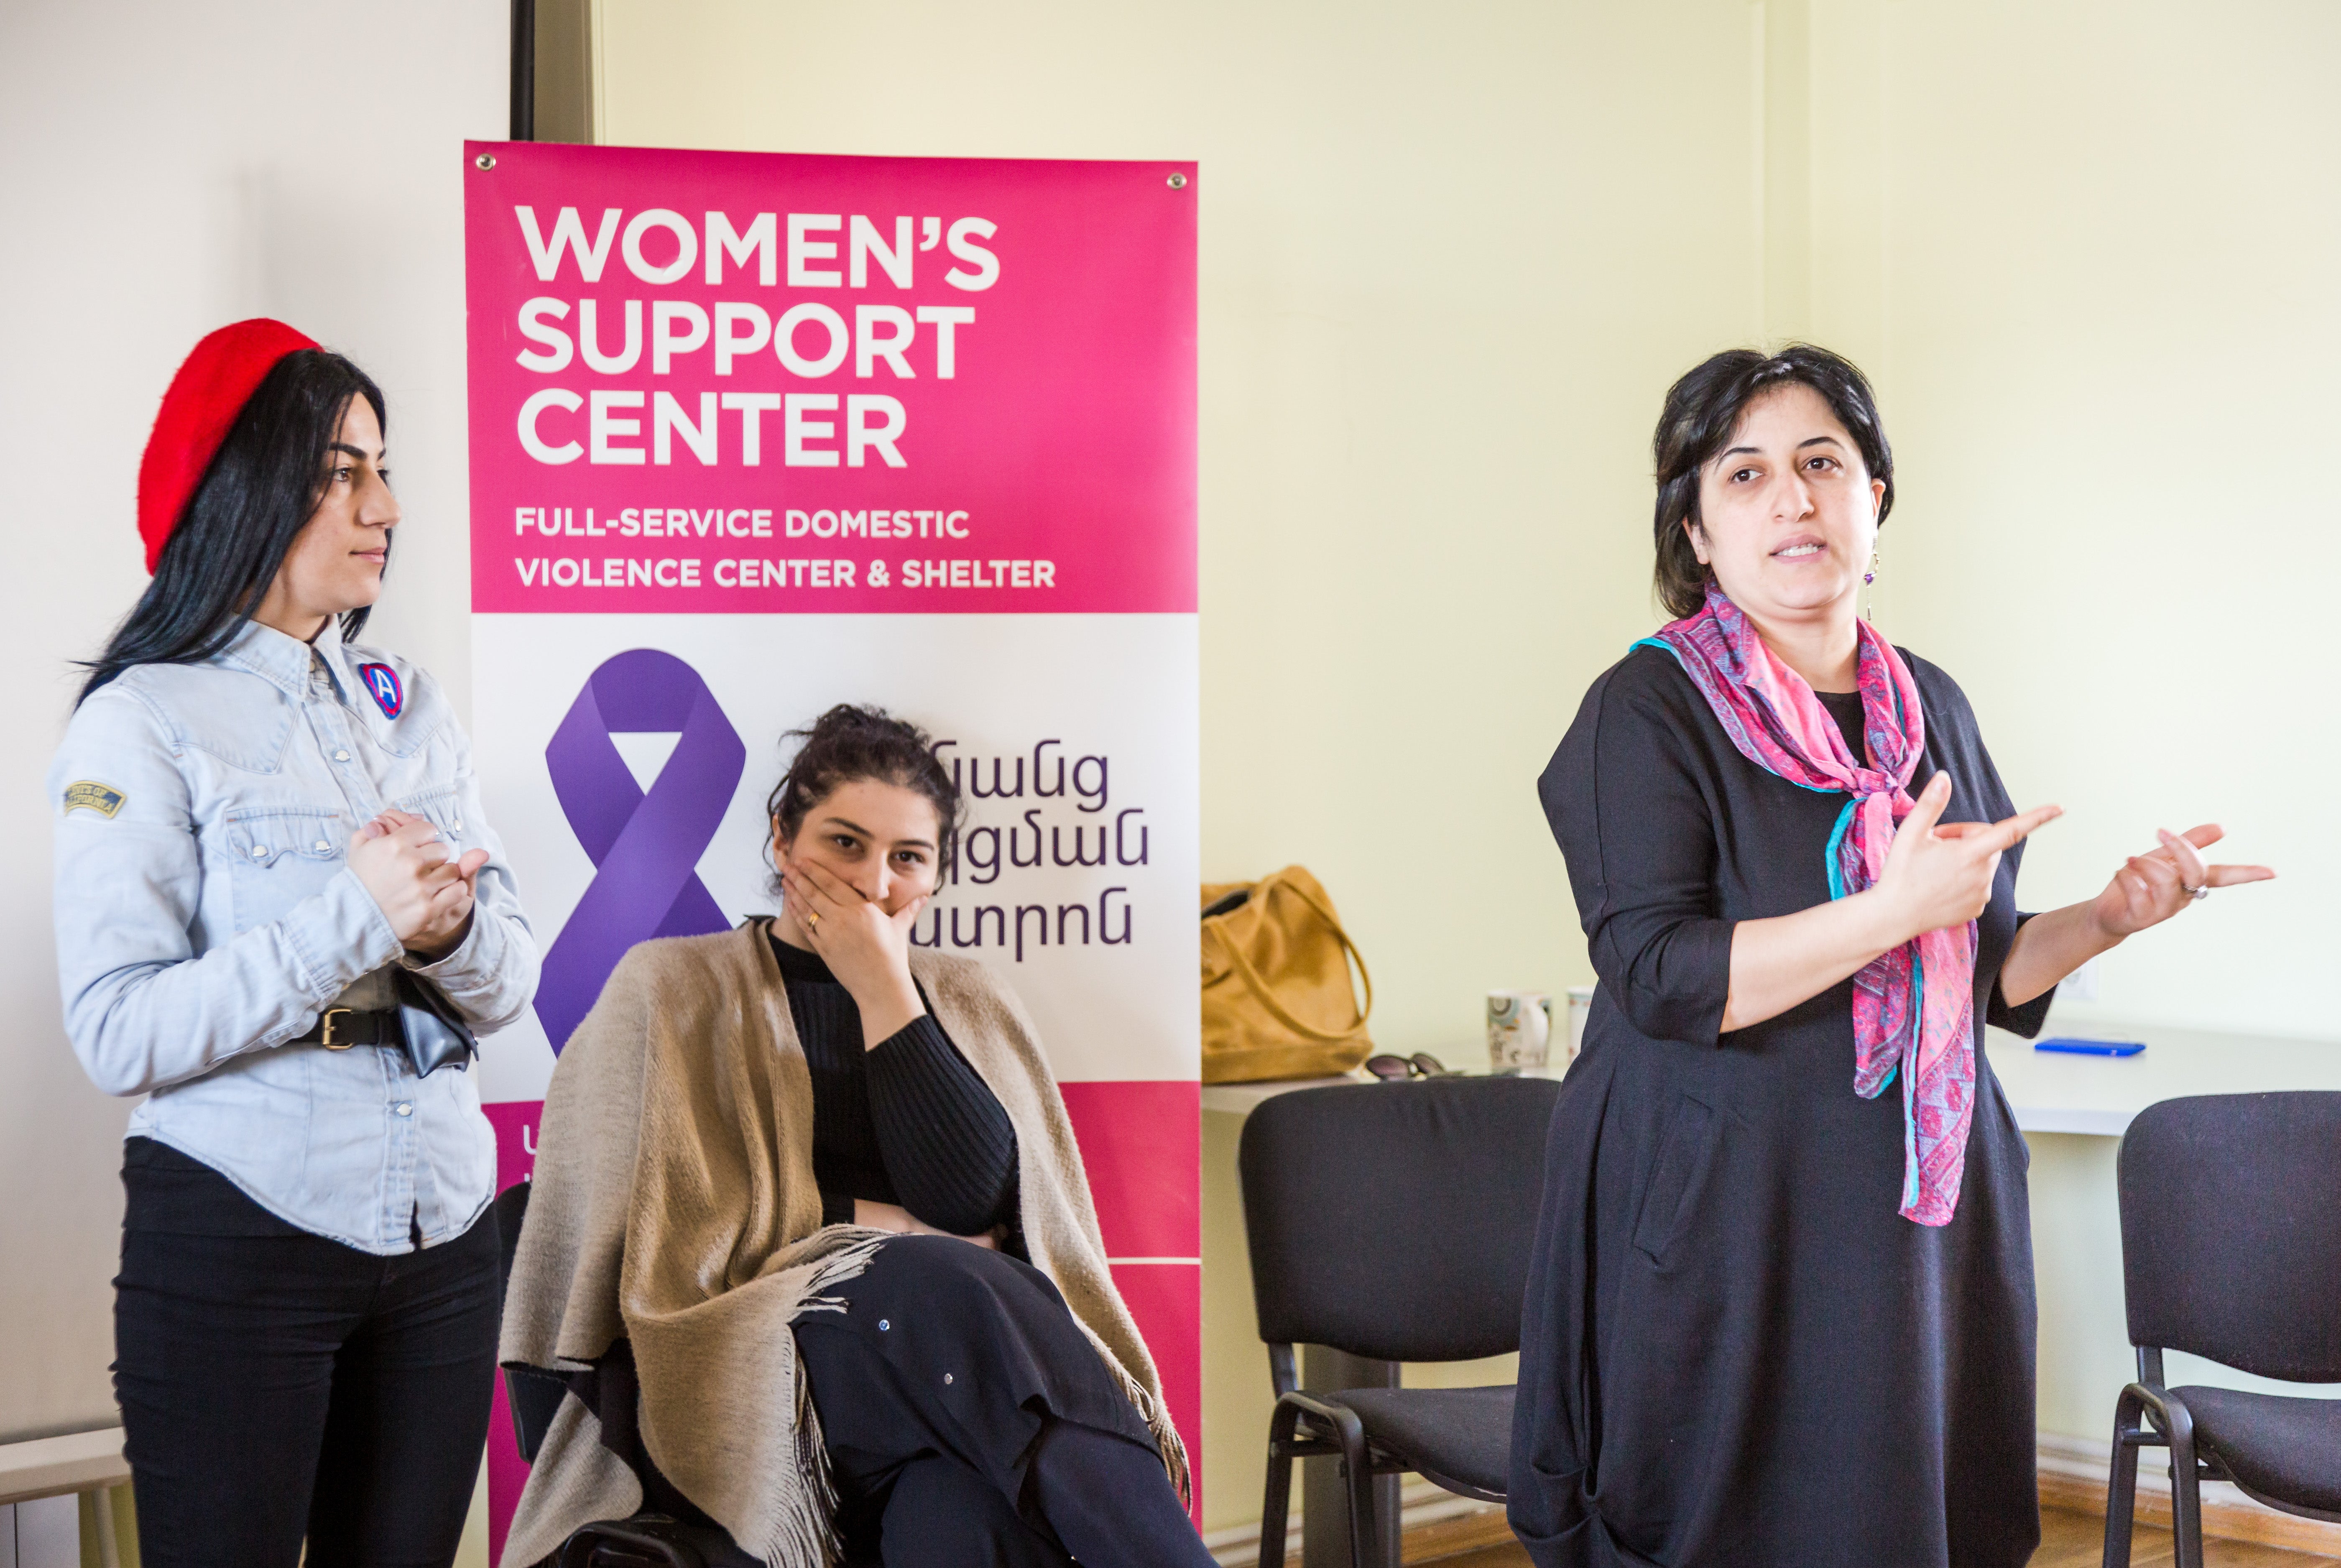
top-left (1402, 1506), bottom-right (2341, 1567)
top-left (2028, 1508), bottom-right (2341, 1568)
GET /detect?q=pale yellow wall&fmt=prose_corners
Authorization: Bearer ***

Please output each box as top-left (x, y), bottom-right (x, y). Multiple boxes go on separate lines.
top-left (598, 0), bottom-right (2341, 1536)
top-left (1798, 0), bottom-right (2341, 1044)
top-left (595, 0), bottom-right (1769, 1052)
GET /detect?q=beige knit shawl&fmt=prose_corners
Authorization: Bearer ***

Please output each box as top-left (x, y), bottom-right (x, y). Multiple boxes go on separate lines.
top-left (498, 921), bottom-right (1187, 1568)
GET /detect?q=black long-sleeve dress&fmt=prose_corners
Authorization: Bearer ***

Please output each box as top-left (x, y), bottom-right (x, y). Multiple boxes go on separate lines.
top-left (1509, 644), bottom-right (2054, 1568)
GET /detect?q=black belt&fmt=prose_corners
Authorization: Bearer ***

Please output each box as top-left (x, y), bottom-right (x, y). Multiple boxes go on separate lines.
top-left (293, 1007), bottom-right (405, 1050)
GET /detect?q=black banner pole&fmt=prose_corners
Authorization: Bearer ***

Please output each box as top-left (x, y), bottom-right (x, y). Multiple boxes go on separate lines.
top-left (509, 0), bottom-right (536, 141)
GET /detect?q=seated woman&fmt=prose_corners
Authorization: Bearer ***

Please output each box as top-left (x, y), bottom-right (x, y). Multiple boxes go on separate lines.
top-left (500, 705), bottom-right (1210, 1568)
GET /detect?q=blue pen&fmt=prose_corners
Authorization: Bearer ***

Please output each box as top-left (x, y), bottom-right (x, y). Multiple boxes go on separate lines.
top-left (2035, 1037), bottom-right (2146, 1057)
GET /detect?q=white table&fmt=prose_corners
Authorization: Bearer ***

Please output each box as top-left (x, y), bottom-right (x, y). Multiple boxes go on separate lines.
top-left (0, 1428), bottom-right (128, 1568)
top-left (1986, 1020), bottom-right (2341, 1136)
top-left (1203, 1023), bottom-right (2341, 1139)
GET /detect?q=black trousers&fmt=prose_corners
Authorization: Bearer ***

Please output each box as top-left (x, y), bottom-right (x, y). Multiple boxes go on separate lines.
top-left (795, 1235), bottom-right (1214, 1568)
top-left (113, 1140), bottom-right (500, 1568)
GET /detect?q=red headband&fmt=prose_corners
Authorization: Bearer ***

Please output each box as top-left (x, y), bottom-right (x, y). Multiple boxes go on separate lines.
top-left (137, 318), bottom-right (319, 574)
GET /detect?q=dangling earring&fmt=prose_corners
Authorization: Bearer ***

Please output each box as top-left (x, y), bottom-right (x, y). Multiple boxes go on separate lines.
top-left (1864, 551), bottom-right (1879, 622)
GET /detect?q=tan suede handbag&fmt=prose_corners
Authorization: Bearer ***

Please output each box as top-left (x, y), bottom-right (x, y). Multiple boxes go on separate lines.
top-left (1199, 865), bottom-right (1375, 1083)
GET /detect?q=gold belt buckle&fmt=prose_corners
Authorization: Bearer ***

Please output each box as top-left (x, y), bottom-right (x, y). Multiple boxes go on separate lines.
top-left (320, 1007), bottom-right (355, 1050)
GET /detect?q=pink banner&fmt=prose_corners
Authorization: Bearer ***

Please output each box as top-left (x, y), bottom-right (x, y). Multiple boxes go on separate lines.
top-left (465, 141), bottom-right (1202, 1559)
top-left (465, 141), bottom-right (1196, 615)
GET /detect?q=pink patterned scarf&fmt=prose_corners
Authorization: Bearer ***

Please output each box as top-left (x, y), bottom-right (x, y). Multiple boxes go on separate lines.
top-left (1640, 588), bottom-right (1977, 1226)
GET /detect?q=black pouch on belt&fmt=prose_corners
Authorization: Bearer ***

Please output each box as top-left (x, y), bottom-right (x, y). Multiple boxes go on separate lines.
top-left (393, 968), bottom-right (477, 1077)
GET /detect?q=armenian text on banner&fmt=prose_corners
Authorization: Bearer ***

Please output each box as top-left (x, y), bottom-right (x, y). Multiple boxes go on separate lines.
top-left (461, 140), bottom-right (1200, 1557)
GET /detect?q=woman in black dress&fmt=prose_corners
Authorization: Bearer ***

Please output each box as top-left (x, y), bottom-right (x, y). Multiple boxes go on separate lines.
top-left (1509, 346), bottom-right (2272, 1568)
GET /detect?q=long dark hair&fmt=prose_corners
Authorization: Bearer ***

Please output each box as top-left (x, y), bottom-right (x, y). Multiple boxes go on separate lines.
top-left (766, 704), bottom-right (965, 882)
top-left (77, 349), bottom-right (388, 703)
top-left (1651, 344), bottom-right (1894, 619)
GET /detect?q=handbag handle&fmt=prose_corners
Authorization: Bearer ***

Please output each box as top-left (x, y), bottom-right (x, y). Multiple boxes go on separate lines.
top-left (1206, 874), bottom-right (1374, 1043)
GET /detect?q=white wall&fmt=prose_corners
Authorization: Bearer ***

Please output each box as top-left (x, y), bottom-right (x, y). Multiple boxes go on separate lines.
top-left (1814, 0), bottom-right (2341, 1042)
top-left (0, 0), bottom-right (503, 1447)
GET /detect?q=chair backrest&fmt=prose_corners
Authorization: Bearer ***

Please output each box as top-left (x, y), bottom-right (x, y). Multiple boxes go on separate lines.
top-left (493, 1178), bottom-right (570, 1463)
top-left (2118, 1091), bottom-right (2341, 1382)
top-left (494, 1177), bottom-right (533, 1310)
top-left (1238, 1075), bottom-right (1560, 1364)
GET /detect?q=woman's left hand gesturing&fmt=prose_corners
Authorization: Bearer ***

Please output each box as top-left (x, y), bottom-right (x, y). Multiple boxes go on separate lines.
top-left (1998, 822), bottom-right (2273, 1009)
top-left (780, 856), bottom-right (931, 1048)
top-left (2088, 823), bottom-right (2274, 941)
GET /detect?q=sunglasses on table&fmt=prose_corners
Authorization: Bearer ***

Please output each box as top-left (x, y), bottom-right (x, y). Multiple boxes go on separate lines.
top-left (1364, 1052), bottom-right (1464, 1081)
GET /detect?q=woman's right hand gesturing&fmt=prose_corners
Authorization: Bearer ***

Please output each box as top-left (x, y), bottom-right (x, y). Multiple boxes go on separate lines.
top-left (347, 811), bottom-right (488, 958)
top-left (1873, 774), bottom-right (2063, 943)
top-left (1721, 774), bottom-right (2061, 1032)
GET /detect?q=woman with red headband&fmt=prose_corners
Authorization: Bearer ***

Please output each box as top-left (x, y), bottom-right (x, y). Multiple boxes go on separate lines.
top-left (46, 320), bottom-right (539, 1568)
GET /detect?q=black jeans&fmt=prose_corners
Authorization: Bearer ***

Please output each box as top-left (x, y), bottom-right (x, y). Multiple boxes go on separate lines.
top-left (818, 1423), bottom-right (1201, 1568)
top-left (795, 1235), bottom-right (1213, 1568)
top-left (113, 1140), bottom-right (500, 1568)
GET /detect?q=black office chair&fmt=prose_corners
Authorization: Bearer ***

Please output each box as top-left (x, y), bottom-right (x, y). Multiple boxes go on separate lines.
top-left (2104, 1092), bottom-right (2341, 1568)
top-left (1238, 1074), bottom-right (1559, 1568)
top-left (494, 1182), bottom-right (570, 1466)
top-left (494, 1181), bottom-right (756, 1568)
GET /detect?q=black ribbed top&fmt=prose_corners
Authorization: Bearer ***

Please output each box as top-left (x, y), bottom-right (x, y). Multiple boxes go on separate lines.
top-left (771, 933), bottom-right (1019, 1237)
top-left (1816, 689), bottom-right (1868, 760)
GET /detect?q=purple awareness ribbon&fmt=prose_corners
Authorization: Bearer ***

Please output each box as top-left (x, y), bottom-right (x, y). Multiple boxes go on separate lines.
top-left (535, 649), bottom-right (745, 1052)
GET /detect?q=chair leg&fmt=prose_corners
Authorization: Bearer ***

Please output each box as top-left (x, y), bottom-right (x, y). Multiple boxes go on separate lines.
top-left (1333, 1414), bottom-right (1379, 1568)
top-left (1261, 1402), bottom-right (1301, 1568)
top-left (2169, 1425), bottom-right (2205, 1568)
top-left (2103, 1392), bottom-right (2142, 1568)
top-left (92, 1484), bottom-right (123, 1568)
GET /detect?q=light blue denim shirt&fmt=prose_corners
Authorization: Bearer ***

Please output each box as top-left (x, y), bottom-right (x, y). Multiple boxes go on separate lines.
top-left (48, 616), bottom-right (538, 1254)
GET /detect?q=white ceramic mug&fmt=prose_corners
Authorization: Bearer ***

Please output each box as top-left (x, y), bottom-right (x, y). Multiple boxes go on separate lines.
top-left (1565, 985), bottom-right (1594, 1067)
top-left (1487, 991), bottom-right (1553, 1073)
